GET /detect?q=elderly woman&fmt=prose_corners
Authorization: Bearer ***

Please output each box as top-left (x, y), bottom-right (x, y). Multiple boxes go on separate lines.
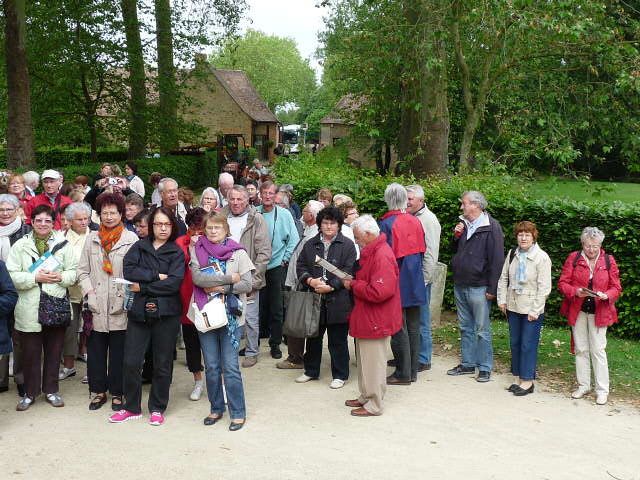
top-left (295, 207), bottom-right (356, 389)
top-left (7, 205), bottom-right (77, 411)
top-left (110, 207), bottom-right (184, 426)
top-left (58, 202), bottom-right (92, 382)
top-left (190, 212), bottom-right (254, 430)
top-left (497, 221), bottom-right (552, 396)
top-left (558, 227), bottom-right (622, 405)
top-left (176, 207), bottom-right (206, 401)
top-left (8, 174), bottom-right (32, 212)
top-left (342, 215), bottom-right (402, 416)
top-left (379, 183), bottom-right (427, 385)
top-left (199, 187), bottom-right (219, 213)
top-left (0, 194), bottom-right (31, 396)
top-left (78, 193), bottom-right (139, 411)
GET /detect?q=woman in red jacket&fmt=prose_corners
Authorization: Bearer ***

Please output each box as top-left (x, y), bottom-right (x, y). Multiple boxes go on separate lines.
top-left (558, 227), bottom-right (622, 406)
top-left (342, 215), bottom-right (402, 417)
top-left (176, 208), bottom-right (207, 401)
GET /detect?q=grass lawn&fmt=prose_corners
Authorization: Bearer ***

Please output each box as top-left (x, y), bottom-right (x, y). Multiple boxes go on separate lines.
top-left (522, 177), bottom-right (640, 204)
top-left (433, 316), bottom-right (640, 401)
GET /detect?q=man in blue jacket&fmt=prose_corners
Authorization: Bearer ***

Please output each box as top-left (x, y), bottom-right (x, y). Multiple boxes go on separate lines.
top-left (448, 191), bottom-right (504, 382)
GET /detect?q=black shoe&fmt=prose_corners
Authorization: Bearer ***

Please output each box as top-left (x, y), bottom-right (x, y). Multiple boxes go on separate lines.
top-left (229, 420), bottom-right (245, 431)
top-left (418, 363), bottom-right (431, 372)
top-left (0, 386), bottom-right (8, 393)
top-left (238, 348), bottom-right (246, 357)
top-left (17, 384), bottom-right (25, 398)
top-left (386, 375), bottom-right (411, 386)
top-left (506, 383), bottom-right (519, 393)
top-left (513, 384), bottom-right (534, 396)
top-left (203, 414), bottom-right (222, 426)
top-left (476, 371), bottom-right (491, 382)
top-left (386, 359), bottom-right (397, 367)
top-left (447, 364), bottom-right (475, 376)
top-left (270, 346), bottom-right (282, 359)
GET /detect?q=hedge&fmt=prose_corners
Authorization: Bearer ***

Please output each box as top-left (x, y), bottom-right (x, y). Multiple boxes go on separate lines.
top-left (274, 148), bottom-right (640, 339)
top-left (0, 148), bottom-right (130, 169)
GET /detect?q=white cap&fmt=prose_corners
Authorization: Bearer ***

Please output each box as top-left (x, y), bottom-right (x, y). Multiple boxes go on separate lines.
top-left (41, 169), bottom-right (61, 180)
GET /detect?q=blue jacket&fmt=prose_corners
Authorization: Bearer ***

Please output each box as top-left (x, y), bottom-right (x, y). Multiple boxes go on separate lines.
top-left (257, 205), bottom-right (300, 270)
top-left (0, 261), bottom-right (18, 355)
top-left (379, 211), bottom-right (427, 308)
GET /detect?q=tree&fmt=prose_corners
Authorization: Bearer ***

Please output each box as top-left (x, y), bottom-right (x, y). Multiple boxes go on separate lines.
top-left (3, 0), bottom-right (35, 169)
top-left (211, 29), bottom-right (317, 110)
top-left (154, 0), bottom-right (177, 154)
top-left (121, 0), bottom-right (147, 159)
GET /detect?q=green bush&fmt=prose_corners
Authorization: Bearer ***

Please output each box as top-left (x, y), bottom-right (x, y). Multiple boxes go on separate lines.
top-left (274, 148), bottom-right (640, 339)
top-left (0, 148), bottom-right (130, 169)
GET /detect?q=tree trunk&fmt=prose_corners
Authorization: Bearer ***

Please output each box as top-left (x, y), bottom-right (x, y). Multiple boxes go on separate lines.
top-left (154, 0), bottom-right (178, 154)
top-left (3, 0), bottom-right (36, 169)
top-left (121, 0), bottom-right (147, 159)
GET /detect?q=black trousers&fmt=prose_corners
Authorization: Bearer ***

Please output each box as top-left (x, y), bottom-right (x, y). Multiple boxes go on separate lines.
top-left (20, 326), bottom-right (65, 398)
top-left (304, 307), bottom-right (350, 380)
top-left (87, 330), bottom-right (126, 396)
top-left (181, 323), bottom-right (203, 373)
top-left (123, 315), bottom-right (180, 414)
top-left (259, 266), bottom-right (284, 348)
top-left (390, 306), bottom-right (421, 380)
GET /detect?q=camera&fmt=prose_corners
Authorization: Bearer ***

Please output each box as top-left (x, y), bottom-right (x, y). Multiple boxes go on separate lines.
top-left (108, 177), bottom-right (118, 186)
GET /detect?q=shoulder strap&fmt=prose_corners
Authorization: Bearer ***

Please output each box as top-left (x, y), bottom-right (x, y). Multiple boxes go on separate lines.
top-left (605, 254), bottom-right (611, 271)
top-left (51, 240), bottom-right (69, 256)
top-left (572, 251), bottom-right (581, 268)
top-left (509, 248), bottom-right (517, 265)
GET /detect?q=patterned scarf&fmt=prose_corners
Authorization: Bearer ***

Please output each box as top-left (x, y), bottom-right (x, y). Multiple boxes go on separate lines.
top-left (98, 223), bottom-right (124, 274)
top-left (35, 233), bottom-right (52, 257)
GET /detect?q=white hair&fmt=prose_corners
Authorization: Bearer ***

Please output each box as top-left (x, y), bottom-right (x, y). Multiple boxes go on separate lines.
top-left (276, 190), bottom-right (290, 207)
top-left (384, 183), bottom-right (408, 211)
top-left (23, 171), bottom-right (40, 186)
top-left (158, 177), bottom-right (178, 192)
top-left (199, 187), bottom-right (219, 206)
top-left (65, 202), bottom-right (92, 220)
top-left (352, 214), bottom-right (380, 236)
top-left (581, 226), bottom-right (605, 245)
top-left (218, 172), bottom-right (234, 185)
top-left (306, 200), bottom-right (324, 219)
top-left (462, 191), bottom-right (488, 210)
top-left (405, 184), bottom-right (425, 200)
top-left (0, 194), bottom-right (20, 209)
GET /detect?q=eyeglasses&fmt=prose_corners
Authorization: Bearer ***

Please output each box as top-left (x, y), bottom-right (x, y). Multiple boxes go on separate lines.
top-left (34, 219), bottom-right (53, 225)
top-left (0, 208), bottom-right (16, 213)
top-left (101, 211), bottom-right (120, 217)
top-left (153, 222), bottom-right (172, 229)
top-left (9, 183), bottom-right (23, 187)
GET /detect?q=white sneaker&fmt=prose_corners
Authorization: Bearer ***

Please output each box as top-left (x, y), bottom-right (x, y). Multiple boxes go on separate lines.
top-left (596, 393), bottom-right (608, 405)
top-left (295, 374), bottom-right (315, 383)
top-left (329, 379), bottom-right (345, 389)
top-left (189, 381), bottom-right (204, 401)
top-left (58, 367), bottom-right (77, 380)
top-left (571, 387), bottom-right (590, 399)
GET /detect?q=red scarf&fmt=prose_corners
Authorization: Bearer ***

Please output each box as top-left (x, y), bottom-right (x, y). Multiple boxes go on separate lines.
top-left (98, 223), bottom-right (124, 274)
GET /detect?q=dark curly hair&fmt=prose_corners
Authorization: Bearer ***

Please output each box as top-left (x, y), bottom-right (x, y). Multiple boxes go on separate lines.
top-left (95, 192), bottom-right (126, 216)
top-left (185, 207), bottom-right (207, 229)
top-left (316, 206), bottom-right (344, 230)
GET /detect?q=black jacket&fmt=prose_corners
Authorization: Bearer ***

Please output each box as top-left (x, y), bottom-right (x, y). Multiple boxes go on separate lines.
top-left (9, 223), bottom-right (32, 245)
top-left (451, 213), bottom-right (505, 296)
top-left (123, 238), bottom-right (185, 321)
top-left (0, 261), bottom-right (18, 355)
top-left (297, 232), bottom-right (357, 325)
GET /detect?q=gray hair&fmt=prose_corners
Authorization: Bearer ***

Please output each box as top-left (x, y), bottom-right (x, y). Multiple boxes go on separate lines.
top-left (306, 200), bottom-right (324, 219)
top-left (65, 201), bottom-right (92, 220)
top-left (384, 182), bottom-right (408, 211)
top-left (279, 183), bottom-right (294, 193)
top-left (333, 193), bottom-right (353, 206)
top-left (462, 190), bottom-right (488, 211)
top-left (23, 171), bottom-right (40, 185)
top-left (199, 187), bottom-right (219, 206)
top-left (158, 177), bottom-right (178, 192)
top-left (218, 172), bottom-right (234, 185)
top-left (405, 184), bottom-right (425, 200)
top-left (230, 184), bottom-right (249, 199)
top-left (276, 190), bottom-right (290, 207)
top-left (0, 194), bottom-right (20, 209)
top-left (581, 226), bottom-right (605, 245)
top-left (352, 214), bottom-right (380, 236)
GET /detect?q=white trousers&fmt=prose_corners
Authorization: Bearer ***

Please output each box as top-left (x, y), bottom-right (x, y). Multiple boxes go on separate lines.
top-left (572, 311), bottom-right (609, 394)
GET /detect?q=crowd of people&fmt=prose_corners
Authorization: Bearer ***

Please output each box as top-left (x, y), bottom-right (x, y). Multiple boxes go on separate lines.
top-left (0, 162), bottom-right (624, 429)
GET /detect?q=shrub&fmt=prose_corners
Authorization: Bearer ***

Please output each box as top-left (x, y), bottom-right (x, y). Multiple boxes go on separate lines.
top-left (274, 148), bottom-right (640, 338)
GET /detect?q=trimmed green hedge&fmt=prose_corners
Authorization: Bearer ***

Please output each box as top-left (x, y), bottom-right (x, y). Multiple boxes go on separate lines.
top-left (0, 148), bottom-right (130, 169)
top-left (275, 149), bottom-right (640, 338)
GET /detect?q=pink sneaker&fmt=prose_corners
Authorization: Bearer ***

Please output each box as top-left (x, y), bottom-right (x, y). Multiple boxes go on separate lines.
top-left (149, 411), bottom-right (164, 426)
top-left (109, 409), bottom-right (142, 423)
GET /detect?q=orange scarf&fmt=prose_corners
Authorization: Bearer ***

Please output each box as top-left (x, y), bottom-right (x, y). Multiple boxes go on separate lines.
top-left (98, 223), bottom-right (124, 274)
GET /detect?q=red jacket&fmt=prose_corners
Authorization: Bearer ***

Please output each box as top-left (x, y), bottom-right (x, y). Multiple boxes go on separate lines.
top-left (348, 233), bottom-right (402, 339)
top-left (24, 193), bottom-right (72, 230)
top-left (176, 234), bottom-right (195, 325)
top-left (558, 249), bottom-right (622, 327)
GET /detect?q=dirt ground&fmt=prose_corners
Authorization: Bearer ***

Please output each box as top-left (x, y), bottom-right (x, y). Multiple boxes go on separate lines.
top-left (1, 341), bottom-right (638, 480)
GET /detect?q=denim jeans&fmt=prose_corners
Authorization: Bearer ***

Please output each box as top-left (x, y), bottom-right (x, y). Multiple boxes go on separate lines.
top-left (507, 311), bottom-right (543, 381)
top-left (199, 325), bottom-right (246, 419)
top-left (418, 284), bottom-right (432, 365)
top-left (244, 294), bottom-right (260, 357)
top-left (454, 285), bottom-right (493, 372)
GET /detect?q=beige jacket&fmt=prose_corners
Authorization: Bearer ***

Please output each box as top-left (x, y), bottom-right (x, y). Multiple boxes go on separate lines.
top-left (497, 244), bottom-right (552, 317)
top-left (77, 229), bottom-right (139, 332)
top-left (66, 228), bottom-right (89, 303)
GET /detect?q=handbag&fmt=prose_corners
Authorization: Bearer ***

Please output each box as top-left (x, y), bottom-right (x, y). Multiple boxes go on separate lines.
top-left (283, 280), bottom-right (321, 338)
top-left (38, 289), bottom-right (71, 328)
top-left (192, 294), bottom-right (228, 333)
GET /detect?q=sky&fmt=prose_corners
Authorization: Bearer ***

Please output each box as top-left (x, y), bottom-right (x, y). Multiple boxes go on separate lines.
top-left (240, 0), bottom-right (328, 77)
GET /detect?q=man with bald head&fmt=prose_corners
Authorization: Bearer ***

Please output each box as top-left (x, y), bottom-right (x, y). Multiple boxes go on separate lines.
top-left (217, 172), bottom-right (234, 207)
